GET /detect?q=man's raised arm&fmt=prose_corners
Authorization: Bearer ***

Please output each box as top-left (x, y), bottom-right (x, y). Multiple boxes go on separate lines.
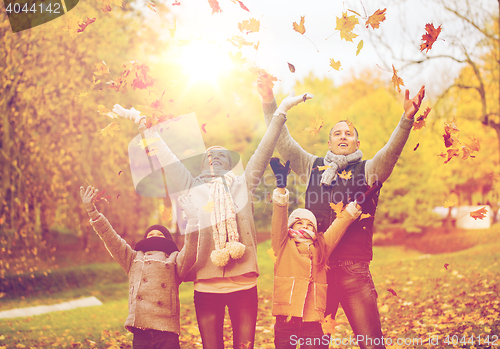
top-left (365, 85), bottom-right (426, 186)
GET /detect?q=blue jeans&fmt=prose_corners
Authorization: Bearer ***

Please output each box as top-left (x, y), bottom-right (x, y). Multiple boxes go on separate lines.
top-left (194, 286), bottom-right (258, 349)
top-left (131, 328), bottom-right (180, 349)
top-left (326, 261), bottom-right (385, 349)
top-left (274, 316), bottom-right (329, 349)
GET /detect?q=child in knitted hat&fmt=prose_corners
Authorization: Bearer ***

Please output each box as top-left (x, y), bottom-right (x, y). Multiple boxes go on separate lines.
top-left (268, 158), bottom-right (362, 349)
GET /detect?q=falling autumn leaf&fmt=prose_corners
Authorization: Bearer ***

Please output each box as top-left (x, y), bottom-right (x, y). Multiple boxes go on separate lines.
top-left (107, 61), bottom-right (155, 93)
top-left (146, 2), bottom-right (156, 12)
top-left (365, 8), bottom-right (386, 29)
top-left (304, 116), bottom-right (324, 135)
top-left (100, 0), bottom-right (122, 12)
top-left (94, 189), bottom-right (111, 204)
top-left (420, 23), bottom-right (442, 53)
top-left (359, 213), bottom-right (372, 221)
top-left (470, 207), bottom-right (487, 220)
top-left (203, 201), bottom-right (214, 213)
top-left (238, 18), bottom-right (260, 33)
top-left (465, 137), bottom-right (480, 152)
top-left (413, 107), bottom-right (431, 130)
top-left (338, 170), bottom-right (352, 180)
top-left (77, 17), bottom-right (96, 33)
top-left (201, 123), bottom-right (207, 133)
top-left (391, 65), bottom-right (404, 93)
top-left (356, 40), bottom-right (363, 56)
top-left (292, 16), bottom-right (306, 34)
top-left (345, 118), bottom-right (355, 135)
top-left (161, 207), bottom-right (172, 222)
top-left (330, 202), bottom-right (344, 218)
top-left (317, 165), bottom-right (331, 171)
top-left (413, 143), bottom-right (420, 151)
top-left (387, 288), bottom-right (398, 297)
top-left (288, 62), bottom-right (296, 73)
top-left (444, 263), bottom-right (449, 270)
top-left (100, 123), bottom-right (120, 137)
top-left (207, 0), bottom-right (221, 14)
top-left (97, 105), bottom-right (118, 119)
top-left (335, 12), bottom-right (359, 42)
top-left (249, 66), bottom-right (278, 90)
top-left (228, 35), bottom-right (254, 48)
top-left (229, 0), bottom-right (249, 11)
top-left (321, 314), bottom-right (337, 335)
top-left (172, 0), bottom-right (180, 4)
top-left (118, 171), bottom-right (122, 176)
top-left (329, 59), bottom-right (342, 71)
top-left (93, 61), bottom-right (110, 76)
top-left (443, 200), bottom-right (456, 208)
top-left (267, 248), bottom-right (277, 263)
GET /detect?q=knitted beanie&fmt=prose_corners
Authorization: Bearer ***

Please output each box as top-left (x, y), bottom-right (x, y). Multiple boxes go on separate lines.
top-left (144, 224), bottom-right (173, 240)
top-left (288, 208), bottom-right (318, 232)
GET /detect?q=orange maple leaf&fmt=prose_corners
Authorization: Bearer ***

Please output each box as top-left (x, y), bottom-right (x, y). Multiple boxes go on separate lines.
top-left (365, 8), bottom-right (386, 29)
top-left (335, 12), bottom-right (359, 42)
top-left (304, 116), bottom-right (324, 135)
top-left (107, 61), bottom-right (155, 93)
top-left (249, 66), bottom-right (278, 89)
top-left (391, 65), bottom-right (404, 93)
top-left (338, 170), bottom-right (352, 180)
top-left (77, 17), bottom-right (96, 33)
top-left (94, 61), bottom-right (110, 76)
top-left (293, 16), bottom-right (306, 34)
top-left (329, 59), bottom-right (341, 71)
top-left (238, 18), bottom-right (260, 33)
top-left (420, 23), bottom-right (442, 53)
top-left (329, 202), bottom-right (344, 218)
top-left (465, 137), bottom-right (480, 152)
top-left (470, 207), bottom-right (487, 220)
top-left (321, 314), bottom-right (337, 336)
top-left (207, 0), bottom-right (221, 14)
top-left (443, 200), bottom-right (456, 208)
top-left (413, 107), bottom-right (431, 130)
top-left (359, 213), bottom-right (372, 221)
top-left (443, 118), bottom-right (460, 148)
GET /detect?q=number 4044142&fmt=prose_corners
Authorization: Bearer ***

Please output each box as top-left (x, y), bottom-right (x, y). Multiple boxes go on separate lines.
top-left (5, 2), bottom-right (61, 13)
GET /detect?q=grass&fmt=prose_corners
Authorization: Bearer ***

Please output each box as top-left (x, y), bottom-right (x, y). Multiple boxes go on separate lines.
top-left (1, 237), bottom-right (499, 348)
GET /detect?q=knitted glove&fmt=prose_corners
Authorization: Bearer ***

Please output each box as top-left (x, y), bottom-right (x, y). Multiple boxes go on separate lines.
top-left (112, 104), bottom-right (145, 124)
top-left (270, 157), bottom-right (291, 188)
top-left (274, 91), bottom-right (314, 116)
top-left (178, 194), bottom-right (198, 225)
top-left (80, 186), bottom-right (99, 221)
top-left (353, 181), bottom-right (383, 211)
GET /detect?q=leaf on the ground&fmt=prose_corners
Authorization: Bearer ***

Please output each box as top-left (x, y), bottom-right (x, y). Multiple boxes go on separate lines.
top-left (413, 107), bottom-right (431, 130)
top-left (420, 23), bottom-right (442, 53)
top-left (293, 16), bottom-right (306, 35)
top-left (391, 65), bottom-right (404, 93)
top-left (365, 8), bottom-right (386, 29)
top-left (329, 59), bottom-right (341, 71)
top-left (338, 170), bottom-right (352, 180)
top-left (335, 12), bottom-right (359, 42)
top-left (304, 116), bottom-right (323, 135)
top-left (100, 122), bottom-right (120, 137)
top-left (470, 207), bottom-right (487, 220)
top-left (238, 18), bottom-right (260, 33)
top-left (356, 40), bottom-right (363, 56)
top-left (207, 0), bottom-right (221, 14)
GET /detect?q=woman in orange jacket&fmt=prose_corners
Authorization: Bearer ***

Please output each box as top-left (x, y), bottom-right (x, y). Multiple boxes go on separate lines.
top-left (269, 158), bottom-right (362, 349)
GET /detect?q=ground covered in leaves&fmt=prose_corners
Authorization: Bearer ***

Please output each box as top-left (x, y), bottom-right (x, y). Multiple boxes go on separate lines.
top-left (1, 239), bottom-right (499, 348)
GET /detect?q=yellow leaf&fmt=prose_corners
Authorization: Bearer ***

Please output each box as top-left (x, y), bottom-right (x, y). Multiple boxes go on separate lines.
top-left (93, 61), bottom-right (110, 76)
top-left (203, 201), bottom-right (214, 213)
top-left (391, 64), bottom-right (404, 93)
top-left (335, 12), bottom-right (359, 42)
top-left (238, 18), bottom-right (260, 33)
top-left (338, 170), bottom-right (352, 180)
top-left (329, 59), bottom-right (341, 71)
top-left (359, 213), bottom-right (371, 221)
top-left (365, 8), bottom-right (386, 29)
top-left (267, 248), bottom-right (277, 263)
top-left (379, 304), bottom-right (389, 313)
top-left (161, 207), bottom-right (172, 222)
top-left (146, 1), bottom-right (156, 12)
top-left (329, 202), bottom-right (344, 218)
top-left (304, 115), bottom-right (323, 135)
top-left (356, 40), bottom-right (363, 56)
top-left (97, 105), bottom-right (118, 119)
top-left (443, 200), bottom-right (456, 208)
top-left (317, 165), bottom-right (331, 171)
top-left (293, 16), bottom-right (306, 35)
top-left (100, 123), bottom-right (120, 137)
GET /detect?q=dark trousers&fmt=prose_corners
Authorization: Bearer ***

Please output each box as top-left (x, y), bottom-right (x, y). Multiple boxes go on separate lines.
top-left (131, 328), bottom-right (180, 349)
top-left (194, 286), bottom-right (258, 349)
top-left (326, 261), bottom-right (385, 349)
top-left (274, 316), bottom-right (329, 349)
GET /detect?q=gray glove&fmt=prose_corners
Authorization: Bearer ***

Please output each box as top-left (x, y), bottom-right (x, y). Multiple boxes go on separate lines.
top-left (80, 186), bottom-right (99, 220)
top-left (274, 91), bottom-right (314, 116)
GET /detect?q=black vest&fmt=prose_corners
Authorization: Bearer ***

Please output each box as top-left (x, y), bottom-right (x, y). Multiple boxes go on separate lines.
top-left (305, 158), bottom-right (380, 261)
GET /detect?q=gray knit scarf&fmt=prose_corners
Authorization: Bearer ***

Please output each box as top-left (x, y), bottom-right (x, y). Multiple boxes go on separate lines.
top-left (320, 149), bottom-right (363, 186)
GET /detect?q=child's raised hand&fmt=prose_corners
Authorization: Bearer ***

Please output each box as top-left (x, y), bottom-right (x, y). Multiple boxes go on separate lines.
top-left (270, 157), bottom-right (291, 188)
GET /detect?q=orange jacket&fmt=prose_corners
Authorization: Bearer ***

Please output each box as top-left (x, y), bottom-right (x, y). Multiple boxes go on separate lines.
top-left (271, 189), bottom-right (357, 322)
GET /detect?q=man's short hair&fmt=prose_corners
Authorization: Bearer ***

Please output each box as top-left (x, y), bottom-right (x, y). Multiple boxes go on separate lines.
top-left (329, 120), bottom-right (359, 140)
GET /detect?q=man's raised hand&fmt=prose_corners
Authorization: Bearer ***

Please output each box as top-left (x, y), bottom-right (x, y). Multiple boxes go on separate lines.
top-left (273, 91), bottom-right (314, 117)
top-left (404, 85), bottom-right (425, 120)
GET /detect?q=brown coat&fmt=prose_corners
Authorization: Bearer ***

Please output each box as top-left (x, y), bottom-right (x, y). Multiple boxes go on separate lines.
top-left (90, 213), bottom-right (198, 334)
top-left (271, 189), bottom-right (357, 322)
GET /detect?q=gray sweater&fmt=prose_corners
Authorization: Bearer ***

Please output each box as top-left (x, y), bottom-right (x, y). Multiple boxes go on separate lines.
top-left (148, 114), bottom-right (287, 281)
top-left (90, 213), bottom-right (199, 334)
top-left (262, 99), bottom-right (414, 186)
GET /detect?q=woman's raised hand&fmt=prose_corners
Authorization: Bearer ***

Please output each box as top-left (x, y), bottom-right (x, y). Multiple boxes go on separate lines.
top-left (80, 186), bottom-right (98, 213)
top-left (273, 91), bottom-right (314, 117)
